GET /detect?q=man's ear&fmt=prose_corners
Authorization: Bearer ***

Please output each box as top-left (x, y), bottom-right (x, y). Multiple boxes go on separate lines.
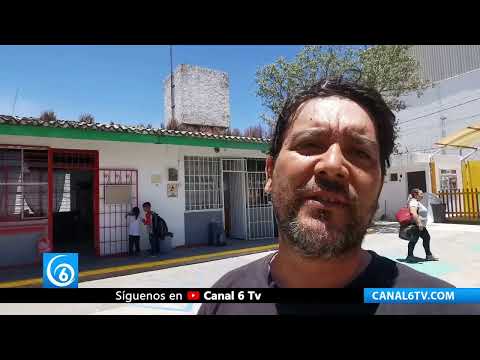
top-left (264, 156), bottom-right (274, 194)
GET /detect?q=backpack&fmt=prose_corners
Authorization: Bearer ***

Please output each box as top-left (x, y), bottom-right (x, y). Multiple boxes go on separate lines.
top-left (152, 212), bottom-right (170, 239)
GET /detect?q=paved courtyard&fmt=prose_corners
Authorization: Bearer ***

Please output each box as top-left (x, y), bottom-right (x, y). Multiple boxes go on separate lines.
top-left (364, 222), bottom-right (480, 288)
top-left (1, 222), bottom-right (479, 315)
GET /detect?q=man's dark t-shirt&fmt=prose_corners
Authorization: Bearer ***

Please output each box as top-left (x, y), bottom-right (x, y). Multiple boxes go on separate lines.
top-left (197, 251), bottom-right (480, 315)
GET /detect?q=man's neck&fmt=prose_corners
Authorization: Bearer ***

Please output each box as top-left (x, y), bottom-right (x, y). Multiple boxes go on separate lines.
top-left (270, 240), bottom-right (371, 288)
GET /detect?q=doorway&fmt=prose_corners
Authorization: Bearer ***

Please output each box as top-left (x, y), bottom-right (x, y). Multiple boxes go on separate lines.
top-left (407, 170), bottom-right (427, 194)
top-left (223, 172), bottom-right (247, 239)
top-left (221, 158), bottom-right (275, 240)
top-left (51, 150), bottom-right (98, 255)
top-left (53, 171), bottom-right (94, 254)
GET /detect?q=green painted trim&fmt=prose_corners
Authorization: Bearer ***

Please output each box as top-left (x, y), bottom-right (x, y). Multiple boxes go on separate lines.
top-left (0, 124), bottom-right (270, 151)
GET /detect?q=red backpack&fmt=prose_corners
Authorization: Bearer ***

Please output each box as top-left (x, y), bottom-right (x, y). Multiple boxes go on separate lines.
top-left (395, 207), bottom-right (413, 225)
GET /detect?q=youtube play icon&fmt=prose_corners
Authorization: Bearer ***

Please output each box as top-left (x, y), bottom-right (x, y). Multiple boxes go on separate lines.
top-left (187, 291), bottom-right (201, 301)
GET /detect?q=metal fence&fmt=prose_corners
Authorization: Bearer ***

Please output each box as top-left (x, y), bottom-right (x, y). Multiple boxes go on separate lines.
top-left (99, 169), bottom-right (138, 255)
top-left (437, 188), bottom-right (480, 221)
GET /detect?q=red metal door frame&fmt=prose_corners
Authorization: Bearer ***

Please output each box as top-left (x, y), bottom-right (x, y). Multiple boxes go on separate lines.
top-left (48, 148), bottom-right (53, 251)
top-left (48, 148), bottom-right (99, 255)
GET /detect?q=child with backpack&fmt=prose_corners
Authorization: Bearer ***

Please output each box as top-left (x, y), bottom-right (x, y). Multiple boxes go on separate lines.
top-left (142, 202), bottom-right (171, 256)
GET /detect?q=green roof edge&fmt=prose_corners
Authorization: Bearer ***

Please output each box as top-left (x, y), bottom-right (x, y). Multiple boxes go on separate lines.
top-left (0, 123), bottom-right (270, 152)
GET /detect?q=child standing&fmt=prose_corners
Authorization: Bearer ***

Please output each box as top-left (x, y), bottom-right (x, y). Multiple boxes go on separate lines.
top-left (142, 201), bottom-right (158, 256)
top-left (126, 206), bottom-right (141, 255)
top-left (142, 201), bottom-right (170, 256)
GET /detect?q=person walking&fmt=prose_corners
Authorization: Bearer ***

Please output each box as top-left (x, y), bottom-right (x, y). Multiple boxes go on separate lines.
top-left (406, 188), bottom-right (439, 263)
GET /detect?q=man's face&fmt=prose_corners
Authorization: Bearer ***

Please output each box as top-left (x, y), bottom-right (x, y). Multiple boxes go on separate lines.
top-left (143, 205), bottom-right (151, 213)
top-left (265, 96), bottom-right (383, 259)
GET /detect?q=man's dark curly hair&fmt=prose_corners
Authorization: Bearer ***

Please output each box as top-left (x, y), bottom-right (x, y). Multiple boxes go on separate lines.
top-left (269, 78), bottom-right (397, 176)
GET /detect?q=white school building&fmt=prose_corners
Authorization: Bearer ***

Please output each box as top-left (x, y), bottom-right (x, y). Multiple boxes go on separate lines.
top-left (0, 116), bottom-right (274, 267)
top-left (0, 64), bottom-right (276, 267)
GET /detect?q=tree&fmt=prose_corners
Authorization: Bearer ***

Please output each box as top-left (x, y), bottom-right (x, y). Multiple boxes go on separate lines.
top-left (39, 110), bottom-right (57, 122)
top-left (243, 124), bottom-right (263, 138)
top-left (79, 113), bottom-right (95, 124)
top-left (166, 118), bottom-right (179, 130)
top-left (256, 45), bottom-right (431, 128)
top-left (226, 128), bottom-right (242, 137)
top-left (243, 124), bottom-right (272, 139)
top-left (358, 46), bottom-right (431, 112)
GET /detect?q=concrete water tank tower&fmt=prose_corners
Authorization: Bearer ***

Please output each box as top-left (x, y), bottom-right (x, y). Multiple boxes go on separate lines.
top-left (164, 64), bottom-right (230, 129)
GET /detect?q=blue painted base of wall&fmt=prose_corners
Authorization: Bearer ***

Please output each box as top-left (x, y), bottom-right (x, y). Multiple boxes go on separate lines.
top-left (0, 231), bottom-right (42, 267)
top-left (184, 211), bottom-right (223, 246)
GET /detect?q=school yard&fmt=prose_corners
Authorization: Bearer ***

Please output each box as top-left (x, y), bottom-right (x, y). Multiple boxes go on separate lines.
top-left (1, 221), bottom-right (479, 315)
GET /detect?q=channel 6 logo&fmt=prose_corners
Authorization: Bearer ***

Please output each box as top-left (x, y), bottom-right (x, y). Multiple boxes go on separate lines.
top-left (43, 253), bottom-right (78, 288)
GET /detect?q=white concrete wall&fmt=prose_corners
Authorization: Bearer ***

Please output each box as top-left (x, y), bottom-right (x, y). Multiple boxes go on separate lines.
top-left (164, 64), bottom-right (230, 128)
top-left (0, 135), bottom-right (266, 252)
top-left (377, 162), bottom-right (430, 221)
top-left (389, 153), bottom-right (463, 191)
top-left (396, 68), bottom-right (480, 161)
top-left (376, 153), bottom-right (464, 221)
top-left (376, 174), bottom-right (407, 220)
top-left (374, 153), bottom-right (463, 221)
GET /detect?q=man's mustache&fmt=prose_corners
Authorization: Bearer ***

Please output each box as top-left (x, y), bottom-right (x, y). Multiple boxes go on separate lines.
top-left (295, 178), bottom-right (356, 202)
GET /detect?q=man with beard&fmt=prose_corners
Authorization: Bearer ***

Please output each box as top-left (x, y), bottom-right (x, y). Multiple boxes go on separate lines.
top-left (198, 78), bottom-right (480, 315)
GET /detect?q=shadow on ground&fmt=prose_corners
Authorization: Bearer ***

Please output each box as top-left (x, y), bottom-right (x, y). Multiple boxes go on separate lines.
top-left (396, 256), bottom-right (425, 264)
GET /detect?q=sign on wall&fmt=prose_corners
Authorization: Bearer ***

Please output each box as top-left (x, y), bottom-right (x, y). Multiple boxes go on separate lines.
top-left (105, 185), bottom-right (132, 204)
top-left (167, 183), bottom-right (178, 198)
top-left (151, 173), bottom-right (162, 186)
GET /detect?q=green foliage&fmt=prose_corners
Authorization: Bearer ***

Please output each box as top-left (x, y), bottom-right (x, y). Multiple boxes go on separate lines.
top-left (256, 45), bottom-right (431, 128)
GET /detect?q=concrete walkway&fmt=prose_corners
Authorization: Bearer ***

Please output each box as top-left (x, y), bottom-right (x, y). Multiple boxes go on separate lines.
top-left (0, 251), bottom-right (273, 315)
top-left (0, 238), bottom-right (278, 287)
top-left (1, 222), bottom-right (479, 314)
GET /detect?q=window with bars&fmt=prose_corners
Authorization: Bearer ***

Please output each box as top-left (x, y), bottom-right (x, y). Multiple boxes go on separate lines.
top-left (247, 158), bottom-right (266, 172)
top-left (440, 169), bottom-right (458, 190)
top-left (168, 168), bottom-right (178, 182)
top-left (184, 156), bottom-right (222, 211)
top-left (0, 148), bottom-right (48, 221)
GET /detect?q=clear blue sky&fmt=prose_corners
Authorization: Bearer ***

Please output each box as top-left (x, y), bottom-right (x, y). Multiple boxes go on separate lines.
top-left (0, 45), bottom-right (304, 130)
